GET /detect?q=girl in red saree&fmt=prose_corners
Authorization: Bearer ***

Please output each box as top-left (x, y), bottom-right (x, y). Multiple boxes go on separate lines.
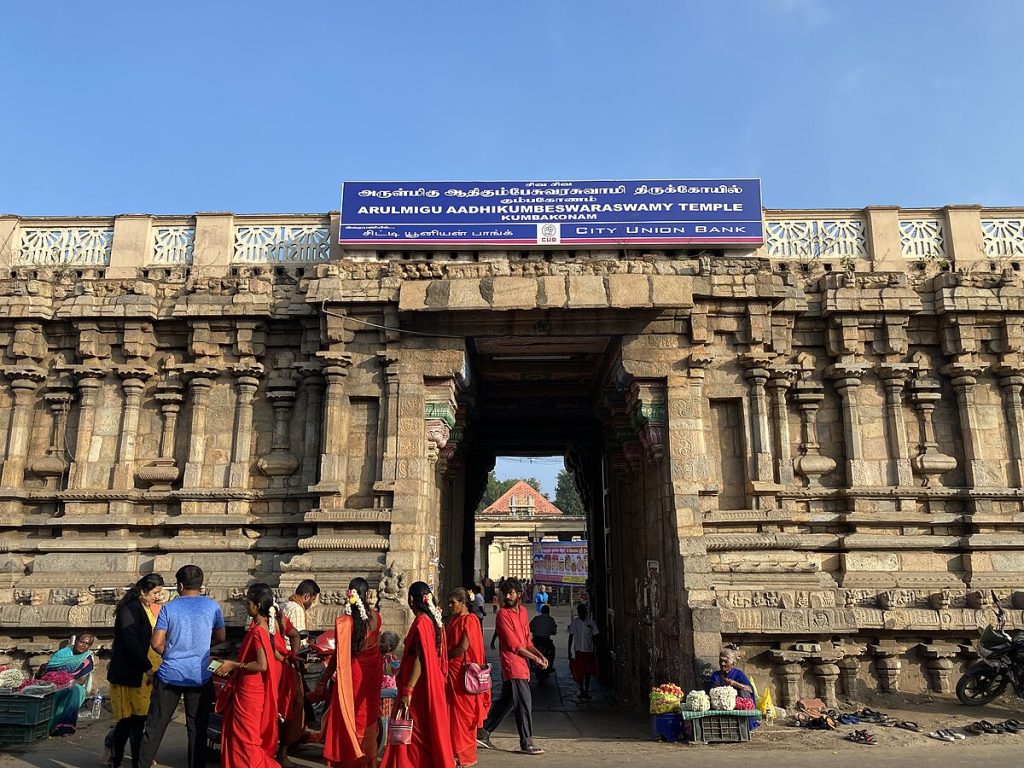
top-left (323, 577), bottom-right (384, 768)
top-left (380, 581), bottom-right (454, 768)
top-left (446, 588), bottom-right (490, 768)
top-left (215, 585), bottom-right (281, 768)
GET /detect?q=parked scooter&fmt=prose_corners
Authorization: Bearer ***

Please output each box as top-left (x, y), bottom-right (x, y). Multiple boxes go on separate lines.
top-left (956, 591), bottom-right (1024, 705)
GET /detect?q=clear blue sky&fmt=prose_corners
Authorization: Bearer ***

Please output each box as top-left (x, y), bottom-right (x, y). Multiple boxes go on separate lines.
top-left (5, 2), bottom-right (1021, 494)
top-left (3, 1), bottom-right (1022, 216)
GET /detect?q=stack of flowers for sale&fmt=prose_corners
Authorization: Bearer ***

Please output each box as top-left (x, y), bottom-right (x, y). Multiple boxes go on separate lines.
top-left (683, 690), bottom-right (711, 712)
top-left (649, 683), bottom-right (684, 714)
top-left (709, 685), bottom-right (738, 711)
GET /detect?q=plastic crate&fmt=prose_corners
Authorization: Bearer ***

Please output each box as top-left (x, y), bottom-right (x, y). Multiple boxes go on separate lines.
top-left (687, 714), bottom-right (751, 743)
top-left (650, 713), bottom-right (683, 741)
top-left (0, 719), bottom-right (50, 745)
top-left (0, 691), bottom-right (56, 726)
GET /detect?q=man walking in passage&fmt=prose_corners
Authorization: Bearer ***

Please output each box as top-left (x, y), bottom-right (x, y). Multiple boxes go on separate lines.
top-left (137, 565), bottom-right (225, 768)
top-left (477, 578), bottom-right (548, 755)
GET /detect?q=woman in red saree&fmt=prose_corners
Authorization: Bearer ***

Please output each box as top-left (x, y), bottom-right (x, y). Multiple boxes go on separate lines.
top-left (269, 596), bottom-right (304, 767)
top-left (323, 577), bottom-right (384, 768)
top-left (215, 585), bottom-right (280, 768)
top-left (446, 588), bottom-right (490, 768)
top-left (380, 581), bottom-right (454, 768)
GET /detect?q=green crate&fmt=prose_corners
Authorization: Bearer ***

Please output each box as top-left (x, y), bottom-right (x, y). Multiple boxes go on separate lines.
top-left (0, 719), bottom-right (50, 745)
top-left (0, 691), bottom-right (56, 726)
top-left (688, 714), bottom-right (751, 743)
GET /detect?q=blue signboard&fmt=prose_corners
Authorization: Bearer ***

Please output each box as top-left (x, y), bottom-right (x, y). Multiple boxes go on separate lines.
top-left (339, 179), bottom-right (762, 247)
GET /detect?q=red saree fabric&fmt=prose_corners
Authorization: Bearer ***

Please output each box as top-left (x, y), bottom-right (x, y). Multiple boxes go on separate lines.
top-left (380, 614), bottom-right (454, 768)
top-left (274, 613), bottom-right (305, 745)
top-left (221, 623), bottom-right (281, 768)
top-left (323, 616), bottom-right (363, 766)
top-left (446, 613), bottom-right (489, 766)
top-left (329, 612), bottom-right (385, 768)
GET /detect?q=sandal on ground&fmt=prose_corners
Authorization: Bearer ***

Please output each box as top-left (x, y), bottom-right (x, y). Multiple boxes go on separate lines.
top-left (895, 721), bottom-right (920, 732)
top-left (967, 722), bottom-right (986, 735)
top-left (838, 714), bottom-right (860, 725)
top-left (928, 730), bottom-right (955, 742)
top-left (845, 729), bottom-right (877, 745)
top-left (1003, 720), bottom-right (1020, 733)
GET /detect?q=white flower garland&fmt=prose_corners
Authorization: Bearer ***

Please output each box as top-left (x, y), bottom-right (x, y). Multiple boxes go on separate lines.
top-left (343, 589), bottom-right (369, 621)
top-left (424, 591), bottom-right (444, 627)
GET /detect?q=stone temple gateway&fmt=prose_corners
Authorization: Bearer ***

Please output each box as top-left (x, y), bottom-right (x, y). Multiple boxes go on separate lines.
top-left (2, 206), bottom-right (1024, 709)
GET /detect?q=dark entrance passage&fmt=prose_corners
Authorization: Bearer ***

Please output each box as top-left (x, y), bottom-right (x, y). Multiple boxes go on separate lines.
top-left (403, 301), bottom-right (699, 707)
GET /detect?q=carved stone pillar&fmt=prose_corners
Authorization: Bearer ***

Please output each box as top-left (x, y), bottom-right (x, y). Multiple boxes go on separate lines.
top-left (791, 378), bottom-right (836, 487)
top-left (378, 354), bottom-right (400, 488)
top-left (298, 367), bottom-right (324, 486)
top-left (877, 365), bottom-right (914, 487)
top-left (112, 369), bottom-right (152, 489)
top-left (869, 644), bottom-right (904, 693)
top-left (808, 649), bottom-right (844, 707)
top-left (742, 360), bottom-right (774, 483)
top-left (945, 363), bottom-right (998, 487)
top-left (30, 382), bottom-right (75, 485)
top-left (313, 352), bottom-right (353, 493)
top-left (182, 370), bottom-right (217, 488)
top-left (996, 365), bottom-right (1024, 488)
top-left (827, 364), bottom-right (868, 487)
top-left (68, 371), bottom-right (104, 489)
top-left (1, 370), bottom-right (45, 487)
top-left (919, 643), bottom-right (959, 694)
top-left (837, 654), bottom-right (862, 699)
top-left (228, 369), bottom-right (262, 488)
top-left (908, 361), bottom-right (957, 486)
top-left (138, 368), bottom-right (183, 490)
top-left (767, 369), bottom-right (795, 484)
top-left (769, 651), bottom-right (806, 708)
top-left (257, 375), bottom-right (299, 487)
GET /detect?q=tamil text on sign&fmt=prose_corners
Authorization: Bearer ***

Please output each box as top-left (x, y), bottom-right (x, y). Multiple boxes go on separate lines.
top-left (339, 179), bottom-right (763, 247)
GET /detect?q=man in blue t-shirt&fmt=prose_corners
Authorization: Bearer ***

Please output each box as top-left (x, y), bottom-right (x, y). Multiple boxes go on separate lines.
top-left (138, 564), bottom-right (225, 768)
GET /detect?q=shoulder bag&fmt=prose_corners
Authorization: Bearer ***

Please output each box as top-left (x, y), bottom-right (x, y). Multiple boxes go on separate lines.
top-left (463, 661), bottom-right (492, 694)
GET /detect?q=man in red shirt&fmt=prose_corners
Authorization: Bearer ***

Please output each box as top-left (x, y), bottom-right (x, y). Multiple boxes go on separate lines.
top-left (477, 577), bottom-right (548, 755)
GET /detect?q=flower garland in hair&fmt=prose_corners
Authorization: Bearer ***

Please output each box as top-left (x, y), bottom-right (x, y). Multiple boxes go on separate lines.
top-left (267, 604), bottom-right (279, 635)
top-left (343, 589), bottom-right (369, 621)
top-left (422, 591), bottom-right (444, 627)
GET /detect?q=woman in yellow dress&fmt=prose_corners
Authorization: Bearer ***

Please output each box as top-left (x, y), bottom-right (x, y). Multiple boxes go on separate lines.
top-left (105, 574), bottom-right (165, 768)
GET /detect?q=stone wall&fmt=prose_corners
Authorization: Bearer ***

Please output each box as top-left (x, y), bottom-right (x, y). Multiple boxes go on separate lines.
top-left (1, 207), bottom-right (1023, 707)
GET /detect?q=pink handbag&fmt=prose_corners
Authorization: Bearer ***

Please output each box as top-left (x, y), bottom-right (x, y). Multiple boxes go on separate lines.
top-left (388, 717), bottom-right (414, 745)
top-left (463, 662), bottom-right (492, 695)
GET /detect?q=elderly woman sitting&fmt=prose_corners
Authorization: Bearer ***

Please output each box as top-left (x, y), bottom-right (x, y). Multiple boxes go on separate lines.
top-left (709, 648), bottom-right (755, 701)
top-left (39, 632), bottom-right (97, 736)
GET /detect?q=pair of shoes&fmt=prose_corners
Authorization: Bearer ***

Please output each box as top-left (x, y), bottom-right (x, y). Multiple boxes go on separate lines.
top-left (520, 745), bottom-right (544, 755)
top-left (845, 729), bottom-right (877, 745)
top-left (1002, 719), bottom-right (1022, 733)
top-left (476, 730), bottom-right (495, 750)
top-left (894, 721), bottom-right (920, 732)
top-left (928, 729), bottom-right (959, 742)
top-left (838, 714), bottom-right (860, 725)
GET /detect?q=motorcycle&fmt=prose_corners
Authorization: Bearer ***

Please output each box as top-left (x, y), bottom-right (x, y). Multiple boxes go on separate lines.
top-left (956, 591), bottom-right (1024, 705)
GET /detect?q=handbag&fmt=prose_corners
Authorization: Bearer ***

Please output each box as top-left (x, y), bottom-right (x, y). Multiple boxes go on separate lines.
top-left (463, 661), bottom-right (492, 695)
top-left (388, 716), bottom-right (414, 745)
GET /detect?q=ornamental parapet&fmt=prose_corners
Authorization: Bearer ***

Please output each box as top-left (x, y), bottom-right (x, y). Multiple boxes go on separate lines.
top-left (0, 206), bottom-right (1021, 284)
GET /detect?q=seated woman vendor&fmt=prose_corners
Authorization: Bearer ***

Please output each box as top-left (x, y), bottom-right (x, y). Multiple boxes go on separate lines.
top-left (708, 647), bottom-right (754, 701)
top-left (39, 632), bottom-right (97, 736)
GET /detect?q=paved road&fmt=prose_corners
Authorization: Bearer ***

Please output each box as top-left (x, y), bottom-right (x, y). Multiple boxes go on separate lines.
top-left (3, 605), bottom-right (1023, 767)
